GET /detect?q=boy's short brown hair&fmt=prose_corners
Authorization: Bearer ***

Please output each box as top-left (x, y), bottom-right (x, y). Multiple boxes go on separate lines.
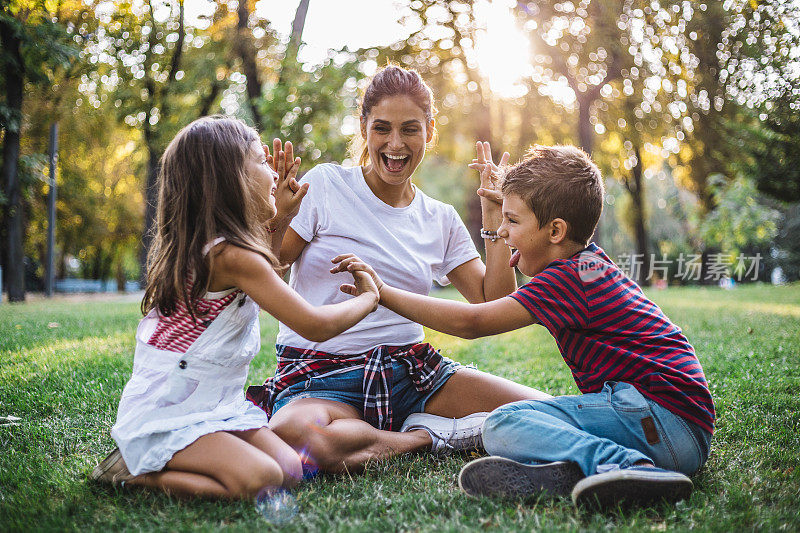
top-left (501, 145), bottom-right (604, 245)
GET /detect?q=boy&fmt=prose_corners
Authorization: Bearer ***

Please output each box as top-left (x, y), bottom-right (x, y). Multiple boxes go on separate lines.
top-left (332, 145), bottom-right (714, 508)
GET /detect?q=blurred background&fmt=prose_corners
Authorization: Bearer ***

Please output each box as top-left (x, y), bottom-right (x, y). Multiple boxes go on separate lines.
top-left (1, 0), bottom-right (798, 302)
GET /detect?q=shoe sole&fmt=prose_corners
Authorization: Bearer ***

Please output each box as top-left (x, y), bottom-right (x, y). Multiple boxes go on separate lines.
top-left (459, 457), bottom-right (585, 498)
top-left (571, 470), bottom-right (693, 509)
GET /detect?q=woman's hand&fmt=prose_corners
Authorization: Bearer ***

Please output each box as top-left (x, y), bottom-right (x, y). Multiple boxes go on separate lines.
top-left (468, 141), bottom-right (509, 206)
top-left (267, 139), bottom-right (309, 227)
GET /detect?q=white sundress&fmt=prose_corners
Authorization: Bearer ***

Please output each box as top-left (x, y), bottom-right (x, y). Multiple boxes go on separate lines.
top-left (111, 279), bottom-right (270, 476)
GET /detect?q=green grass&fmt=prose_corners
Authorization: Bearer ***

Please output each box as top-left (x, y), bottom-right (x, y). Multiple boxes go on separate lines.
top-left (2, 284), bottom-right (799, 531)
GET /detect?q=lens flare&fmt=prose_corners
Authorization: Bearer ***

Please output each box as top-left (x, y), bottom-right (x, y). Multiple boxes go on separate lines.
top-left (254, 488), bottom-right (298, 524)
top-left (297, 445), bottom-right (320, 480)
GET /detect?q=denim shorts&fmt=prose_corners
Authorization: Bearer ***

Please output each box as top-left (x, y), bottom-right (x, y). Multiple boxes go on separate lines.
top-left (271, 356), bottom-right (461, 427)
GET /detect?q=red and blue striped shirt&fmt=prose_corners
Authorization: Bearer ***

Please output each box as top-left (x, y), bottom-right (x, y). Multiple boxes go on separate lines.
top-left (510, 243), bottom-right (715, 434)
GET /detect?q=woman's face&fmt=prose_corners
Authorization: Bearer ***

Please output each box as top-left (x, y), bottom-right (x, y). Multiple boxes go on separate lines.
top-left (361, 94), bottom-right (434, 187)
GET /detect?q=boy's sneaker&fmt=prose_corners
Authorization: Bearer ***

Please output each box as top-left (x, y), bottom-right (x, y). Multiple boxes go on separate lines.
top-left (571, 465), bottom-right (693, 509)
top-left (91, 447), bottom-right (134, 485)
top-left (459, 456), bottom-right (585, 498)
top-left (400, 412), bottom-right (487, 455)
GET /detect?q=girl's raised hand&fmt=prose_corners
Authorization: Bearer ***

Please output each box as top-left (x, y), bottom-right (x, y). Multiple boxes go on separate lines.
top-left (266, 139), bottom-right (309, 224)
top-left (468, 141), bottom-right (508, 206)
top-left (348, 271), bottom-right (380, 311)
top-left (330, 254), bottom-right (383, 305)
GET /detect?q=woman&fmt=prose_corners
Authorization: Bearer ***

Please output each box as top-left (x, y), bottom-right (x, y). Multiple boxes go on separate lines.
top-left (248, 65), bottom-right (550, 473)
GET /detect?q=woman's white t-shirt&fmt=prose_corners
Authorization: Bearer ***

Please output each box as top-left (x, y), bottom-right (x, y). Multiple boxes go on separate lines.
top-left (276, 163), bottom-right (480, 353)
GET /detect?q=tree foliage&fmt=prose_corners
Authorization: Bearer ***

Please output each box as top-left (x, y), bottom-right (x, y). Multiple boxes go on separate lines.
top-left (4, 0), bottom-right (800, 294)
top-left (1, 0), bottom-right (86, 300)
top-left (700, 174), bottom-right (781, 255)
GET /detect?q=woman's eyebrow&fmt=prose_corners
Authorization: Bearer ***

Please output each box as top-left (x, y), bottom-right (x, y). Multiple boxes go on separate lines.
top-left (371, 119), bottom-right (423, 126)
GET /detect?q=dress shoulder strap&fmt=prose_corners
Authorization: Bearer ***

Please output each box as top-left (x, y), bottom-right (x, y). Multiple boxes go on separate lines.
top-left (201, 237), bottom-right (226, 257)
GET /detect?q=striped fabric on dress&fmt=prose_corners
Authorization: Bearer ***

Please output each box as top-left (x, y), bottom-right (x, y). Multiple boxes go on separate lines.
top-left (147, 279), bottom-right (240, 353)
top-left (510, 243), bottom-right (715, 434)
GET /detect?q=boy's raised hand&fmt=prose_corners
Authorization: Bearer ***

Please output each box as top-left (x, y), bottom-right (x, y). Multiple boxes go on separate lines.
top-left (330, 254), bottom-right (384, 301)
top-left (469, 141), bottom-right (508, 206)
top-left (265, 139), bottom-right (309, 223)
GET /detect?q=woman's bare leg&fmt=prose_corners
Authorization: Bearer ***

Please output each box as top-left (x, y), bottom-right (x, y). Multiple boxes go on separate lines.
top-left (268, 398), bottom-right (432, 473)
top-left (126, 430), bottom-right (289, 499)
top-left (424, 367), bottom-right (552, 418)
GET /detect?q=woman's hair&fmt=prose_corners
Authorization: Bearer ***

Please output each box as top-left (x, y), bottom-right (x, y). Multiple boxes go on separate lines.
top-left (141, 115), bottom-right (278, 318)
top-left (349, 65), bottom-right (438, 165)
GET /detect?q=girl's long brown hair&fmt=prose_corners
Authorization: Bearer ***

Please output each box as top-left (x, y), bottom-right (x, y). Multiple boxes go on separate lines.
top-left (141, 116), bottom-right (277, 319)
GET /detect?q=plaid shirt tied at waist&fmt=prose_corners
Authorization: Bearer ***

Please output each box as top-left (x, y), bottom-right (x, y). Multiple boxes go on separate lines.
top-left (246, 343), bottom-right (443, 431)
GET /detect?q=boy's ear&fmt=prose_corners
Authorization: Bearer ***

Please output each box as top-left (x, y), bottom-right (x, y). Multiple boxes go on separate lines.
top-left (549, 218), bottom-right (569, 244)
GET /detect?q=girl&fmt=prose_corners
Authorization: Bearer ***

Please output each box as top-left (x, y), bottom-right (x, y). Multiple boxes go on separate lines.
top-left (91, 116), bottom-right (379, 499)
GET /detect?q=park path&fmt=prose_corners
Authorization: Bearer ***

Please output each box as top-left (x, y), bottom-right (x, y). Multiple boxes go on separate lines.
top-left (2, 291), bottom-right (144, 304)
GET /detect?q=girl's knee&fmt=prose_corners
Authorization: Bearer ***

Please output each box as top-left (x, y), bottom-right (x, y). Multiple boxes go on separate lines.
top-left (254, 427), bottom-right (304, 488)
top-left (226, 457), bottom-right (284, 498)
top-left (277, 448), bottom-right (303, 489)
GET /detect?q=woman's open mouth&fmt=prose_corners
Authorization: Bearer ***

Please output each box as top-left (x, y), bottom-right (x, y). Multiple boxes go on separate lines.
top-left (381, 153), bottom-right (409, 173)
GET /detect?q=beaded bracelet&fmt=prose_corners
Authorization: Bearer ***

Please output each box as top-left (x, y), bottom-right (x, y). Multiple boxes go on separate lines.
top-left (480, 228), bottom-right (500, 242)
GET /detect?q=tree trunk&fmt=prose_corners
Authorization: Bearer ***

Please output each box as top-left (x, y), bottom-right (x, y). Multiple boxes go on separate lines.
top-left (138, 1), bottom-right (183, 279)
top-left (236, 0), bottom-right (263, 130)
top-left (0, 17), bottom-right (26, 302)
top-left (630, 145), bottom-right (649, 286)
top-left (198, 79), bottom-right (223, 117)
top-left (116, 254), bottom-right (126, 292)
top-left (578, 94), bottom-right (602, 244)
top-left (466, 82), bottom-right (493, 247)
top-left (516, 79), bottom-right (536, 155)
top-left (276, 0), bottom-right (310, 88)
top-left (159, 0), bottom-right (185, 122)
top-left (577, 95), bottom-right (594, 155)
top-left (91, 247), bottom-right (103, 280)
top-left (140, 143), bottom-right (160, 277)
top-left (289, 0), bottom-right (309, 50)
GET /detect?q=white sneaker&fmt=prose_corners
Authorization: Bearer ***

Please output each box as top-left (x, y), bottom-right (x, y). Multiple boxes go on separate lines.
top-left (400, 412), bottom-right (488, 455)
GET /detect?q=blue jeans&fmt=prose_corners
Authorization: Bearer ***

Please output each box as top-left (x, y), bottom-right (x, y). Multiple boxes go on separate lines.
top-left (482, 381), bottom-right (712, 476)
top-left (271, 358), bottom-right (461, 428)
